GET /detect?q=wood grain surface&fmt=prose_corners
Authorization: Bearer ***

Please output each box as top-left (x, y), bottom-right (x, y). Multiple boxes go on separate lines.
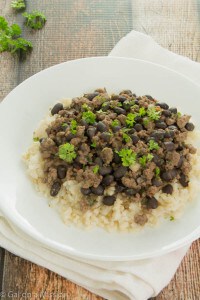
top-left (0, 0), bottom-right (200, 299)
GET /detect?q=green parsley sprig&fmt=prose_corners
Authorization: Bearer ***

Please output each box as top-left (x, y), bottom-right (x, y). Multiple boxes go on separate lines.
top-left (155, 167), bottom-right (160, 177)
top-left (23, 11), bottom-right (46, 30)
top-left (58, 143), bottom-right (76, 163)
top-left (0, 16), bottom-right (32, 55)
top-left (139, 154), bottom-right (154, 167)
top-left (117, 149), bottom-right (137, 167)
top-left (111, 119), bottom-right (120, 127)
top-left (122, 132), bottom-right (131, 143)
top-left (148, 140), bottom-right (160, 151)
top-left (82, 111), bottom-right (96, 124)
top-left (126, 113), bottom-right (137, 127)
top-left (11, 0), bottom-right (26, 11)
top-left (93, 165), bottom-right (99, 174)
top-left (147, 106), bottom-right (161, 121)
top-left (70, 120), bottom-right (77, 134)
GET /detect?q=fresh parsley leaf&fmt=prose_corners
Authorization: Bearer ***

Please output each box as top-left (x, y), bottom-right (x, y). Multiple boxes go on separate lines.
top-left (143, 117), bottom-right (150, 127)
top-left (82, 103), bottom-right (90, 111)
top-left (177, 112), bottom-right (181, 118)
top-left (61, 122), bottom-right (68, 128)
top-left (0, 17), bottom-right (32, 55)
top-left (126, 113), bottom-right (137, 127)
top-left (23, 11), bottom-right (46, 30)
top-left (155, 167), bottom-right (160, 177)
top-left (91, 141), bottom-right (97, 148)
top-left (138, 107), bottom-right (146, 117)
top-left (122, 132), bottom-right (131, 143)
top-left (147, 106), bottom-right (161, 121)
top-left (33, 137), bottom-right (39, 142)
top-left (148, 140), bottom-right (160, 151)
top-left (11, 0), bottom-right (26, 10)
top-left (117, 102), bottom-right (122, 107)
top-left (58, 143), bottom-right (76, 163)
top-left (93, 165), bottom-right (99, 174)
top-left (111, 119), bottom-right (120, 127)
top-left (70, 120), bottom-right (77, 134)
top-left (82, 111), bottom-right (96, 124)
top-left (170, 216), bottom-right (175, 221)
top-left (117, 149), bottom-right (137, 167)
top-left (139, 154), bottom-right (153, 167)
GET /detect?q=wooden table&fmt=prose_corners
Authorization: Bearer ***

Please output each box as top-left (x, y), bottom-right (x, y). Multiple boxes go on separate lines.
top-left (0, 0), bottom-right (200, 299)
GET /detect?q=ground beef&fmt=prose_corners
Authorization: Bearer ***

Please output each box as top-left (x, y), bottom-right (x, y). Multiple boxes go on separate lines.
top-left (47, 167), bottom-right (57, 185)
top-left (100, 147), bottom-right (113, 164)
top-left (177, 115), bottom-right (190, 129)
top-left (76, 168), bottom-right (103, 188)
top-left (40, 138), bottom-right (58, 158)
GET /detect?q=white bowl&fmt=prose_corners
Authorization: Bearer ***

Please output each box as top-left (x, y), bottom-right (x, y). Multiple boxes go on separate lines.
top-left (0, 57), bottom-right (200, 261)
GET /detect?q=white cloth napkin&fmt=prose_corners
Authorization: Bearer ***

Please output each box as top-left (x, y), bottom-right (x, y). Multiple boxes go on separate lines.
top-left (0, 30), bottom-right (199, 300)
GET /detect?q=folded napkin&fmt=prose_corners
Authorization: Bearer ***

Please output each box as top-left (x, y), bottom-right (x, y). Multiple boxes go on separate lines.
top-left (0, 30), bottom-right (199, 300)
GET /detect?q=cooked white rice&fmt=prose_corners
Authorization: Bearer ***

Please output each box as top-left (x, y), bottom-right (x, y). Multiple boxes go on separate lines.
top-left (23, 100), bottom-right (200, 232)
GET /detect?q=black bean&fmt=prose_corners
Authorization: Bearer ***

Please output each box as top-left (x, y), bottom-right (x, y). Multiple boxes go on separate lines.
top-left (134, 99), bottom-right (139, 105)
top-left (120, 89), bottom-right (132, 96)
top-left (57, 165), bottom-right (67, 179)
top-left (162, 184), bottom-right (173, 194)
top-left (118, 96), bottom-right (127, 102)
top-left (162, 110), bottom-right (172, 117)
top-left (99, 166), bottom-right (112, 176)
top-left (84, 92), bottom-right (99, 100)
top-left (151, 130), bottom-right (165, 141)
top-left (164, 130), bottom-right (175, 139)
top-left (124, 188), bottom-right (137, 196)
top-left (87, 127), bottom-right (97, 139)
top-left (179, 174), bottom-right (189, 187)
top-left (146, 197), bottom-right (158, 209)
top-left (94, 157), bottom-right (103, 167)
top-left (113, 107), bottom-right (126, 115)
top-left (50, 181), bottom-right (61, 197)
top-left (145, 95), bottom-right (154, 100)
top-left (100, 132), bottom-right (111, 142)
top-left (161, 169), bottom-right (177, 181)
top-left (65, 133), bottom-right (75, 142)
top-left (135, 116), bottom-right (143, 123)
top-left (168, 125), bottom-right (178, 131)
top-left (164, 141), bottom-right (175, 151)
top-left (103, 195), bottom-right (116, 206)
top-left (156, 102), bottom-right (169, 109)
top-left (153, 154), bottom-right (164, 167)
top-left (113, 152), bottom-right (121, 163)
top-left (39, 138), bottom-right (45, 143)
top-left (131, 135), bottom-right (140, 145)
top-left (152, 178), bottom-right (163, 187)
top-left (169, 107), bottom-right (177, 114)
top-left (115, 185), bottom-right (125, 193)
top-left (128, 128), bottom-right (136, 134)
top-left (111, 94), bottom-right (119, 100)
top-left (97, 121), bottom-right (107, 132)
top-left (185, 122), bottom-right (195, 131)
top-left (51, 103), bottom-right (64, 115)
top-left (114, 166), bottom-right (127, 179)
top-left (101, 102), bottom-right (110, 111)
top-left (112, 125), bottom-right (121, 133)
top-left (177, 156), bottom-right (184, 168)
top-left (81, 187), bottom-right (91, 195)
top-left (102, 175), bottom-right (114, 186)
top-left (134, 123), bottom-right (143, 132)
top-left (155, 121), bottom-right (167, 129)
top-left (91, 185), bottom-right (104, 195)
top-left (80, 119), bottom-right (89, 128)
top-left (176, 145), bottom-right (184, 151)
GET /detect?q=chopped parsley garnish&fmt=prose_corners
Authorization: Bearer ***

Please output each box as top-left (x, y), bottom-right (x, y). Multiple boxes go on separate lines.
top-left (138, 107), bottom-right (146, 117)
top-left (139, 154), bottom-right (153, 167)
top-left (117, 102), bottom-right (122, 107)
top-left (82, 103), bottom-right (90, 111)
top-left (93, 165), bottom-right (99, 174)
top-left (155, 167), bottom-right (160, 177)
top-left (58, 143), bottom-right (76, 163)
top-left (91, 141), bottom-right (97, 148)
top-left (102, 102), bottom-right (108, 107)
top-left (126, 113), bottom-right (137, 127)
top-left (177, 112), bottom-right (181, 118)
top-left (122, 132), bottom-right (131, 143)
top-left (82, 111), bottom-right (96, 124)
top-left (111, 119), bottom-right (120, 127)
top-left (147, 106), bottom-right (161, 121)
top-left (33, 137), bottom-right (39, 142)
top-left (148, 140), bottom-right (160, 151)
top-left (96, 109), bottom-right (106, 114)
top-left (70, 120), bottom-right (77, 134)
top-left (61, 122), bottom-right (68, 128)
top-left (23, 11), bottom-right (46, 30)
top-left (11, 0), bottom-right (26, 10)
top-left (143, 117), bottom-right (150, 126)
top-left (0, 16), bottom-right (32, 55)
top-left (170, 216), bottom-right (175, 221)
top-left (117, 149), bottom-right (137, 167)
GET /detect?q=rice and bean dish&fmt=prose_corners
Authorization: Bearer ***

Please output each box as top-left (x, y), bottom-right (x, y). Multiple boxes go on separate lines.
top-left (23, 88), bottom-right (200, 231)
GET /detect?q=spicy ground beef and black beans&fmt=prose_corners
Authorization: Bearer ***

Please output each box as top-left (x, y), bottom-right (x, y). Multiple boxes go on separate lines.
top-left (39, 88), bottom-right (196, 213)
